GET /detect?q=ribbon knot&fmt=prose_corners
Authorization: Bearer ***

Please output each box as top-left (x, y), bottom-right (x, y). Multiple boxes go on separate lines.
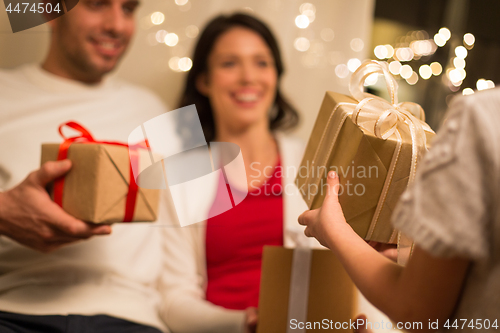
top-left (58, 121), bottom-right (96, 143)
top-left (54, 121), bottom-right (145, 222)
top-left (347, 60), bottom-right (433, 184)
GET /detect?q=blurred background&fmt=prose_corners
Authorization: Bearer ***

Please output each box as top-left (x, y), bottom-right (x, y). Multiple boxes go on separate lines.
top-left (1, 0), bottom-right (499, 140)
top-left (2, 3), bottom-right (498, 331)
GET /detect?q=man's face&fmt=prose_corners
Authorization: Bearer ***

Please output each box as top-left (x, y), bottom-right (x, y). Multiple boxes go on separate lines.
top-left (51, 0), bottom-right (139, 80)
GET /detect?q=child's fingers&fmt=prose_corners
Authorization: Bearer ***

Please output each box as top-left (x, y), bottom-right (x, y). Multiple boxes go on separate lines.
top-left (323, 171), bottom-right (340, 206)
top-left (299, 210), bottom-right (320, 238)
top-left (298, 209), bottom-right (316, 226)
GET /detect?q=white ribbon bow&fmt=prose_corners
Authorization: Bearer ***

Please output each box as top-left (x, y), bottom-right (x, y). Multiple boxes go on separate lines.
top-left (348, 60), bottom-right (433, 184)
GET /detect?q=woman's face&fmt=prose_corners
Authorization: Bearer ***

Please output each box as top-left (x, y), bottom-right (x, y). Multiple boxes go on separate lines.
top-left (198, 27), bottom-right (278, 134)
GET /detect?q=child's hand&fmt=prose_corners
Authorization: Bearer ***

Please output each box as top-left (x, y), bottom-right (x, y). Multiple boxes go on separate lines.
top-left (298, 171), bottom-right (349, 249)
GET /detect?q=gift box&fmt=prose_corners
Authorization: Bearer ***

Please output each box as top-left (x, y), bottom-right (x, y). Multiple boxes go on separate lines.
top-left (296, 61), bottom-right (435, 243)
top-left (257, 246), bottom-right (357, 333)
top-left (41, 122), bottom-right (160, 224)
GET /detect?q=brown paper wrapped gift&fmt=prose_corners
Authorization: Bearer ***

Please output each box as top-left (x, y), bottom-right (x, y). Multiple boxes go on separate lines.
top-left (257, 246), bottom-right (357, 333)
top-left (41, 142), bottom-right (159, 224)
top-left (296, 61), bottom-right (435, 243)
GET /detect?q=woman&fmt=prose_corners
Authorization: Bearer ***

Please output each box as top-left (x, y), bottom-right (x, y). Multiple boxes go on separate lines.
top-left (299, 89), bottom-right (500, 332)
top-left (160, 13), bottom-right (314, 333)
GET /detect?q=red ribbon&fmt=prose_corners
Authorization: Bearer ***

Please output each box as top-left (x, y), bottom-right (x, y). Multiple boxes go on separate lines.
top-left (54, 121), bottom-right (143, 222)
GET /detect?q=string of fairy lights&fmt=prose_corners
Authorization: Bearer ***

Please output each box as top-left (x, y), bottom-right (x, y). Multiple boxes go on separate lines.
top-left (143, 0), bottom-right (197, 72)
top-left (291, 3), bottom-right (365, 77)
top-left (371, 27), bottom-right (495, 95)
top-left (291, 3), bottom-right (495, 95)
top-left (142, 1), bottom-right (495, 96)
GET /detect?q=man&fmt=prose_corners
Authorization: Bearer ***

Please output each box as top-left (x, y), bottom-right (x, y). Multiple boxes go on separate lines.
top-left (0, 0), bottom-right (172, 332)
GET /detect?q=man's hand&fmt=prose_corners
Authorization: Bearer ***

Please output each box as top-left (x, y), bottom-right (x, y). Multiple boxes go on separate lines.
top-left (0, 160), bottom-right (112, 252)
top-left (298, 171), bottom-right (350, 249)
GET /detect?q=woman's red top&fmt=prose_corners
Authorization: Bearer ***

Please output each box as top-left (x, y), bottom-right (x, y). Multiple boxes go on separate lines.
top-left (205, 161), bottom-right (283, 310)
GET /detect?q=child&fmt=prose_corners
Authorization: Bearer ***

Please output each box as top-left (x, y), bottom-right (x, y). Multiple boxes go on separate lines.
top-left (299, 89), bottom-right (500, 332)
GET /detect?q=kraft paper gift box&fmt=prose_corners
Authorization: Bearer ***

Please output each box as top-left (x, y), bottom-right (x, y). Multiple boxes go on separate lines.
top-left (296, 61), bottom-right (435, 243)
top-left (257, 246), bottom-right (357, 333)
top-left (41, 123), bottom-right (159, 224)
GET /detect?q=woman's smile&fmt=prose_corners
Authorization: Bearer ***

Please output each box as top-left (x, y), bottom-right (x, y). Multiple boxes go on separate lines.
top-left (230, 89), bottom-right (263, 108)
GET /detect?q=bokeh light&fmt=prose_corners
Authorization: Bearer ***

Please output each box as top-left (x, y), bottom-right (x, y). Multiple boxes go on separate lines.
top-left (165, 33), bottom-right (179, 47)
top-left (156, 30), bottom-right (167, 43)
top-left (410, 40), bottom-right (435, 56)
top-left (449, 69), bottom-right (465, 85)
top-left (350, 38), bottom-right (364, 52)
top-left (374, 45), bottom-right (388, 59)
top-left (151, 12), bottom-right (165, 25)
top-left (406, 71), bottom-right (419, 85)
top-left (453, 57), bottom-right (466, 69)
top-left (347, 58), bottom-right (361, 72)
top-left (438, 27), bottom-right (451, 41)
top-left (169, 57), bottom-right (180, 72)
top-left (476, 79), bottom-right (487, 90)
top-left (299, 3), bottom-right (316, 23)
top-left (320, 28), bottom-right (334, 42)
top-left (294, 37), bottom-right (310, 51)
top-left (178, 57), bottom-right (193, 72)
top-left (185, 25), bottom-right (199, 39)
top-left (395, 47), bottom-right (414, 62)
top-left (430, 62), bottom-right (442, 76)
top-left (434, 33), bottom-right (446, 47)
top-left (295, 15), bottom-right (310, 29)
top-left (419, 65), bottom-right (432, 80)
top-left (385, 45), bottom-right (395, 58)
top-left (463, 33), bottom-right (475, 46)
top-left (462, 88), bottom-right (474, 95)
top-left (335, 64), bottom-right (349, 78)
top-left (455, 46), bottom-right (468, 59)
top-left (400, 65), bottom-right (413, 79)
top-left (389, 61), bottom-right (402, 75)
